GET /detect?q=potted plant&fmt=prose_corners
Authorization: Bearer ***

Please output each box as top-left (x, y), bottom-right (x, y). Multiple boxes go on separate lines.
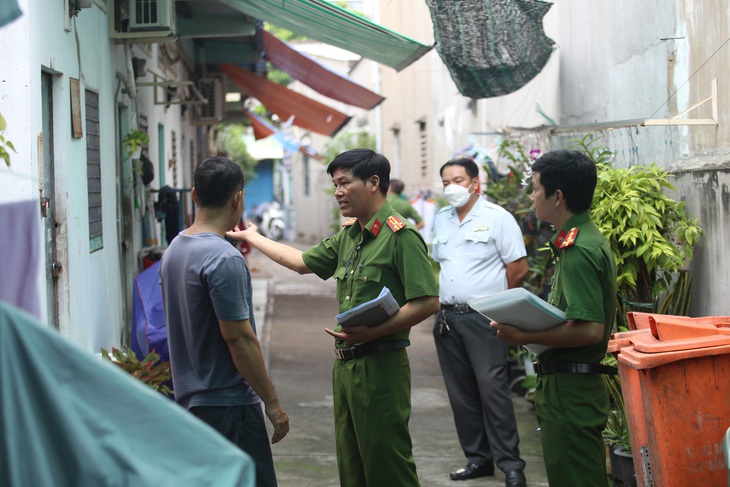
top-left (122, 129), bottom-right (149, 161)
top-left (576, 135), bottom-right (703, 328)
top-left (100, 346), bottom-right (173, 396)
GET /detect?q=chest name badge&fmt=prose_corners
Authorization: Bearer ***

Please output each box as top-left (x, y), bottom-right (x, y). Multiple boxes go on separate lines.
top-left (473, 226), bottom-right (489, 232)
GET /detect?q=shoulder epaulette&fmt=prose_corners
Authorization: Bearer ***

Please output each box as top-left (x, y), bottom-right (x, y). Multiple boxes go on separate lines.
top-left (557, 227), bottom-right (579, 249)
top-left (386, 215), bottom-right (406, 233)
top-left (342, 218), bottom-right (358, 227)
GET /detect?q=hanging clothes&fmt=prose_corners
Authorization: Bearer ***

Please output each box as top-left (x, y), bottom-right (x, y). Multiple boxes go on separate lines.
top-left (0, 199), bottom-right (41, 319)
top-left (155, 186), bottom-right (180, 245)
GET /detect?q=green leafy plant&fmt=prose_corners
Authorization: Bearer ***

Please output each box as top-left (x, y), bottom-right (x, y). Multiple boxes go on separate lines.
top-left (0, 111), bottom-right (17, 168)
top-left (602, 356), bottom-right (631, 452)
top-left (101, 346), bottom-right (173, 396)
top-left (484, 140), bottom-right (554, 298)
top-left (122, 129), bottom-right (149, 160)
top-left (573, 134), bottom-right (703, 327)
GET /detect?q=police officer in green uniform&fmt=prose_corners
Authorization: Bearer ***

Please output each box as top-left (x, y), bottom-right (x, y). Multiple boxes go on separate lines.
top-left (227, 149), bottom-right (440, 487)
top-left (387, 178), bottom-right (425, 230)
top-left (490, 150), bottom-right (617, 487)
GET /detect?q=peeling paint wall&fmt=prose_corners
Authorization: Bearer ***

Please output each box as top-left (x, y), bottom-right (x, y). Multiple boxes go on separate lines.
top-left (556, 0), bottom-right (730, 315)
top-left (672, 169), bottom-right (730, 315)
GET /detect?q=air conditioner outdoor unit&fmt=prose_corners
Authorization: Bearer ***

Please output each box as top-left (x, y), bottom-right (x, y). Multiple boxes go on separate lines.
top-left (129, 0), bottom-right (175, 32)
top-left (197, 78), bottom-right (224, 123)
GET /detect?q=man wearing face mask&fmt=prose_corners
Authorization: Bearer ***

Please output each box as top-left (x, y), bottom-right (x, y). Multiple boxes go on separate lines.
top-left (431, 158), bottom-right (528, 487)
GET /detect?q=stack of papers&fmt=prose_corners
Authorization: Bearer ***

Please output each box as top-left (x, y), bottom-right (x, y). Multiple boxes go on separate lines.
top-left (467, 287), bottom-right (566, 355)
top-left (336, 287), bottom-right (400, 327)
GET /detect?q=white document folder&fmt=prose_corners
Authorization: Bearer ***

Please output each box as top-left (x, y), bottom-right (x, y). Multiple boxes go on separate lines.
top-left (335, 286), bottom-right (400, 327)
top-left (468, 287), bottom-right (566, 355)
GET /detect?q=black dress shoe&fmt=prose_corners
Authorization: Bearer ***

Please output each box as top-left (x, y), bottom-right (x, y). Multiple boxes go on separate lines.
top-left (505, 469), bottom-right (526, 487)
top-left (449, 462), bottom-right (495, 480)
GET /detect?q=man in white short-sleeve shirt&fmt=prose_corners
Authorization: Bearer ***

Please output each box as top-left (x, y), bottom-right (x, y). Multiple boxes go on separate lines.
top-left (431, 158), bottom-right (528, 487)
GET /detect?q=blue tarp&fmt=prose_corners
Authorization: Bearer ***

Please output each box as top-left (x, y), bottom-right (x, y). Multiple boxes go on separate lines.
top-left (0, 302), bottom-right (254, 487)
top-left (131, 261), bottom-right (168, 361)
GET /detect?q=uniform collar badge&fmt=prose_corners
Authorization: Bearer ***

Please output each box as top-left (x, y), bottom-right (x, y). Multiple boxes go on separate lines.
top-left (370, 218), bottom-right (382, 237)
top-left (557, 227), bottom-right (579, 249)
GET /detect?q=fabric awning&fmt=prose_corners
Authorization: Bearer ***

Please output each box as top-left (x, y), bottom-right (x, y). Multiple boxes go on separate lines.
top-left (218, 0), bottom-right (432, 71)
top-left (244, 109), bottom-right (324, 161)
top-left (222, 63), bottom-right (351, 137)
top-left (262, 30), bottom-right (384, 110)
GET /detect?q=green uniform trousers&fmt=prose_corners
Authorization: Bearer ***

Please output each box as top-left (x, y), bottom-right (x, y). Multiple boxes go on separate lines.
top-left (332, 348), bottom-right (419, 487)
top-left (535, 373), bottom-right (610, 487)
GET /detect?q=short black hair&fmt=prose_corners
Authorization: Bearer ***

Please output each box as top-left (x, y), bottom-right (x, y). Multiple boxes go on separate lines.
top-left (193, 156), bottom-right (244, 208)
top-left (531, 150), bottom-right (596, 214)
top-left (439, 157), bottom-right (479, 179)
top-left (327, 148), bottom-right (390, 195)
top-left (390, 179), bottom-right (405, 195)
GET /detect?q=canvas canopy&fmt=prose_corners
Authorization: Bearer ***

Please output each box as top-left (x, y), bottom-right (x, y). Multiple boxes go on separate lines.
top-left (221, 63), bottom-right (351, 137)
top-left (219, 0), bottom-right (432, 71)
top-left (262, 30), bottom-right (384, 110)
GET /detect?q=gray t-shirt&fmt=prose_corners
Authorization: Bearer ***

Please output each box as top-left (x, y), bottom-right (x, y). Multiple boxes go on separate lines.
top-left (159, 232), bottom-right (259, 409)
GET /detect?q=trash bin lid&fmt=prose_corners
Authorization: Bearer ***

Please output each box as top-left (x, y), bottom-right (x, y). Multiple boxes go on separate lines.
top-left (648, 314), bottom-right (730, 342)
top-left (607, 329), bottom-right (652, 354)
top-left (618, 340), bottom-right (730, 369)
top-left (611, 313), bottom-right (730, 368)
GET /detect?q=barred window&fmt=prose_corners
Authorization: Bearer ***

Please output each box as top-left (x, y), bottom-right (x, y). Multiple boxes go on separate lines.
top-left (86, 89), bottom-right (103, 252)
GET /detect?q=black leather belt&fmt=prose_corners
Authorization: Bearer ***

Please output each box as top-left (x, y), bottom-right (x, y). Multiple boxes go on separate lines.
top-left (335, 340), bottom-right (410, 362)
top-left (441, 303), bottom-right (476, 314)
top-left (533, 361), bottom-right (618, 376)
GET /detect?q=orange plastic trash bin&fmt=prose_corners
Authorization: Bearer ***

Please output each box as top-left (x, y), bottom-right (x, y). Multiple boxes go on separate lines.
top-left (613, 315), bottom-right (730, 486)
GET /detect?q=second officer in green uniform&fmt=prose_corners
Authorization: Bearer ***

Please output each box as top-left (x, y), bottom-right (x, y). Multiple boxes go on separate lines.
top-left (227, 148), bottom-right (440, 487)
top-left (491, 150), bottom-right (617, 487)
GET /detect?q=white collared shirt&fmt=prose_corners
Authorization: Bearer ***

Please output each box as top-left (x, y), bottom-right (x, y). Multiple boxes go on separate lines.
top-left (431, 197), bottom-right (527, 304)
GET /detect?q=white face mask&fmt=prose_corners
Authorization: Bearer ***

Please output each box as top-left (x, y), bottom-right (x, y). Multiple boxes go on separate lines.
top-left (444, 183), bottom-right (473, 208)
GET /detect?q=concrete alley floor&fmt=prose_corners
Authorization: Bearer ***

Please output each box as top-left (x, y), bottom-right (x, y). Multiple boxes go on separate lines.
top-left (248, 244), bottom-right (550, 487)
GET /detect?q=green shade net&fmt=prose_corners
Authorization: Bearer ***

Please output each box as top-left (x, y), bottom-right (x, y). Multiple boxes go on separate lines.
top-left (428, 0), bottom-right (555, 99)
top-left (219, 0), bottom-right (432, 71)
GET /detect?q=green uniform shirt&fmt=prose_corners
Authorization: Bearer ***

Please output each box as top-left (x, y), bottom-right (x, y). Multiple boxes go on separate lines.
top-left (303, 201), bottom-right (438, 345)
top-left (386, 194), bottom-right (423, 224)
top-left (540, 211), bottom-right (617, 363)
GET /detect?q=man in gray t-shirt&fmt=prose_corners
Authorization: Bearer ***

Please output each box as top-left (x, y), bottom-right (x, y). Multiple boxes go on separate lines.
top-left (160, 156), bottom-right (288, 487)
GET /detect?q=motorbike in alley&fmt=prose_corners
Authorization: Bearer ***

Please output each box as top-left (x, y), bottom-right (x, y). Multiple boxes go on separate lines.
top-left (250, 201), bottom-right (286, 241)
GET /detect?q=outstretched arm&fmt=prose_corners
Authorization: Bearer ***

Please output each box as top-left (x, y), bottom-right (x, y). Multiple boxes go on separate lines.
top-left (227, 223), bottom-right (312, 274)
top-left (219, 318), bottom-right (290, 444)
